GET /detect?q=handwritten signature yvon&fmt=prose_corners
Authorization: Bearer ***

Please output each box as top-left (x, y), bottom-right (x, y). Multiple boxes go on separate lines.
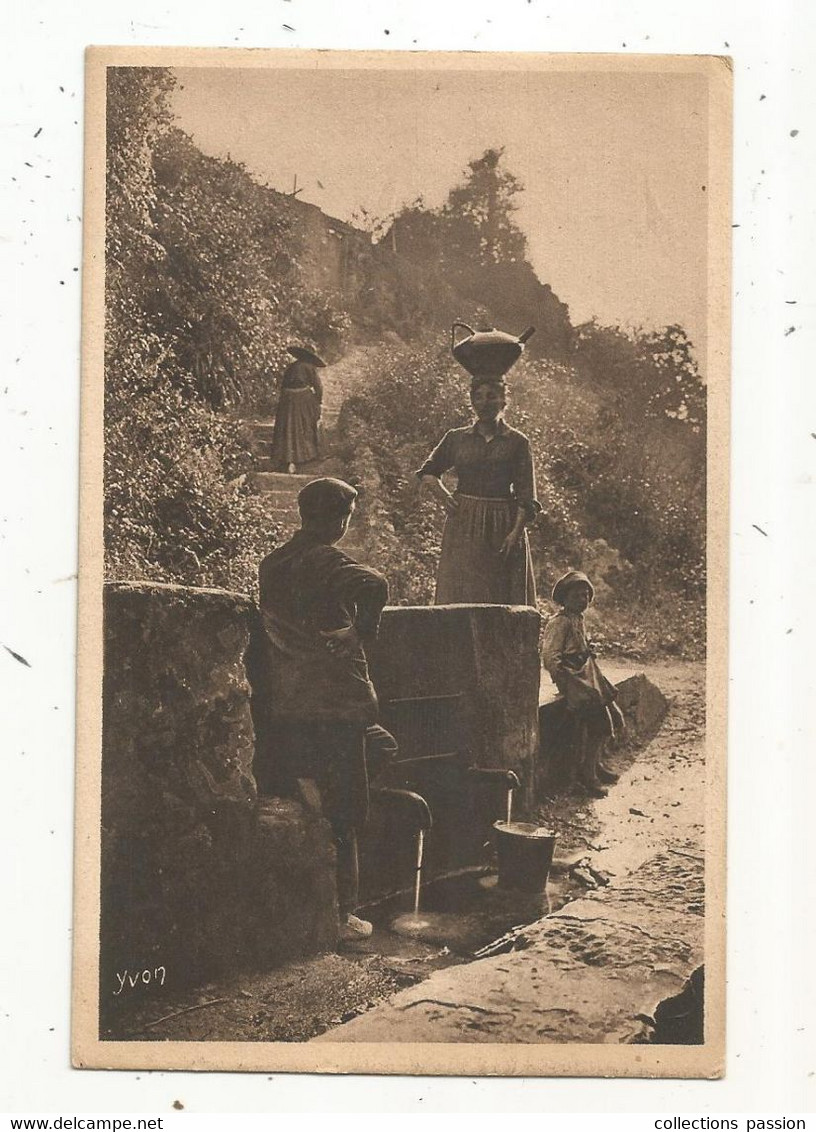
top-left (113, 966), bottom-right (166, 995)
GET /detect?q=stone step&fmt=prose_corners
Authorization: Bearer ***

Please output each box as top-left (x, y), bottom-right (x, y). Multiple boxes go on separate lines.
top-left (305, 456), bottom-right (347, 477)
top-left (250, 453), bottom-right (351, 480)
top-left (245, 420), bottom-right (277, 443)
top-left (243, 415), bottom-right (347, 472)
top-left (247, 411), bottom-right (340, 439)
top-left (252, 459), bottom-right (346, 477)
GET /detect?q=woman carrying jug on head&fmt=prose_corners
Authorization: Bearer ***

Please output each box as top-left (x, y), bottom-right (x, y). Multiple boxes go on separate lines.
top-left (270, 345), bottom-right (325, 473)
top-left (416, 324), bottom-right (541, 606)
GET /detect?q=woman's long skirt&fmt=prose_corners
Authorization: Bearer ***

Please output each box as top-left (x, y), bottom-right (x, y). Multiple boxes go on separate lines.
top-left (434, 494), bottom-right (537, 606)
top-left (270, 387), bottom-right (321, 468)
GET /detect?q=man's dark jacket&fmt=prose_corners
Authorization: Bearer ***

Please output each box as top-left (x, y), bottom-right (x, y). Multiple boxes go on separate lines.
top-left (258, 529), bottom-right (388, 724)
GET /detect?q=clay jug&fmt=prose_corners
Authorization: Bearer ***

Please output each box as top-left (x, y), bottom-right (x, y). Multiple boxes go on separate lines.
top-left (451, 322), bottom-right (536, 379)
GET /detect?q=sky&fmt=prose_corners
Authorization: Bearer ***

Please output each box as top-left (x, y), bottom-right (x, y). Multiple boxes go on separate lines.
top-left (172, 63), bottom-right (710, 359)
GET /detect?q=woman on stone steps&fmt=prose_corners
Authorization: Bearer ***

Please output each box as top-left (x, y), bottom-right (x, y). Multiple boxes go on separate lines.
top-left (270, 345), bottom-right (325, 473)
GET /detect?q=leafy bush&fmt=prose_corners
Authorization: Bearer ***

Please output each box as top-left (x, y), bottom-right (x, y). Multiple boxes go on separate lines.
top-left (105, 382), bottom-right (282, 594)
top-left (331, 341), bottom-right (469, 604)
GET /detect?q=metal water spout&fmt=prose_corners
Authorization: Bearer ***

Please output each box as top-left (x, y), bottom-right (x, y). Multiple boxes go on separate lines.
top-left (451, 322), bottom-right (536, 380)
top-left (467, 769), bottom-right (556, 893)
top-left (373, 788), bottom-right (433, 918)
top-left (373, 787), bottom-right (433, 830)
top-left (467, 767), bottom-right (522, 825)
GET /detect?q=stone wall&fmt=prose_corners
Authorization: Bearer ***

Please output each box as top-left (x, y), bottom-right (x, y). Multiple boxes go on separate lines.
top-left (101, 580), bottom-right (671, 1017)
top-left (102, 585), bottom-right (544, 986)
top-left (285, 197), bottom-right (371, 301)
top-left (538, 668), bottom-right (669, 790)
top-left (359, 604), bottom-right (542, 901)
top-left (101, 583), bottom-right (337, 1009)
top-left (371, 604), bottom-right (541, 782)
top-left (279, 193), bottom-right (478, 340)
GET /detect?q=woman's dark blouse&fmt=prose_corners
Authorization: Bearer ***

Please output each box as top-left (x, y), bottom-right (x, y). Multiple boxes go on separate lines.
top-left (416, 419), bottom-right (542, 522)
top-left (280, 360), bottom-right (323, 400)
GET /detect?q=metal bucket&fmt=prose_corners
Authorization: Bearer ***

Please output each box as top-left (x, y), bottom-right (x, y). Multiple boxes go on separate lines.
top-left (493, 821), bottom-right (558, 892)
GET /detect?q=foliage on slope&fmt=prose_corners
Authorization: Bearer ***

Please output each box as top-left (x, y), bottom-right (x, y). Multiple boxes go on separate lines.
top-left (105, 68), bottom-right (349, 593)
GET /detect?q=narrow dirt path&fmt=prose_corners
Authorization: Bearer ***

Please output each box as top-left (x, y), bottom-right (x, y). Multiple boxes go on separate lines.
top-left (537, 660), bottom-right (705, 876)
top-left (318, 342), bottom-right (379, 431)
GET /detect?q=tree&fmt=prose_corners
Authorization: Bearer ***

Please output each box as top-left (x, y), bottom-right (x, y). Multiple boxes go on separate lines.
top-left (382, 196), bottom-right (442, 265)
top-left (444, 147), bottom-right (528, 269)
top-left (637, 325), bottom-right (705, 431)
top-left (388, 149), bottom-right (527, 278)
top-left (573, 320), bottom-right (705, 433)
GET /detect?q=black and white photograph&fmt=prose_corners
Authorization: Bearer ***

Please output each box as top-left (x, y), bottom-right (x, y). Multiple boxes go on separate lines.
top-left (72, 48), bottom-right (730, 1076)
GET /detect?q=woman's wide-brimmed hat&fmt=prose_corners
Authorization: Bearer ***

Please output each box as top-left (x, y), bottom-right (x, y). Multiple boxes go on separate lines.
top-left (287, 345), bottom-right (327, 368)
top-left (551, 569), bottom-right (595, 605)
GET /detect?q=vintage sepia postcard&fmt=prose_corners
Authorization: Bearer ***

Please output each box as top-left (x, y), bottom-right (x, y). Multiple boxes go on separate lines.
top-left (73, 47), bottom-right (731, 1076)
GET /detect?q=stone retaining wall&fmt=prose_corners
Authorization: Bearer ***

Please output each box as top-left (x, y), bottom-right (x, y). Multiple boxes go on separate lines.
top-left (101, 585), bottom-right (543, 999)
top-left (100, 583), bottom-right (338, 1008)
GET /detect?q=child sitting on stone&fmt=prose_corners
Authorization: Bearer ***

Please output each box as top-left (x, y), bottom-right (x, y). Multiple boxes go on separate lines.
top-left (541, 570), bottom-right (625, 797)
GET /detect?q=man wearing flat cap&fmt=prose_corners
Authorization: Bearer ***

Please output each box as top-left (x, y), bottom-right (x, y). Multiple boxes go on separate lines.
top-left (257, 477), bottom-right (395, 943)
